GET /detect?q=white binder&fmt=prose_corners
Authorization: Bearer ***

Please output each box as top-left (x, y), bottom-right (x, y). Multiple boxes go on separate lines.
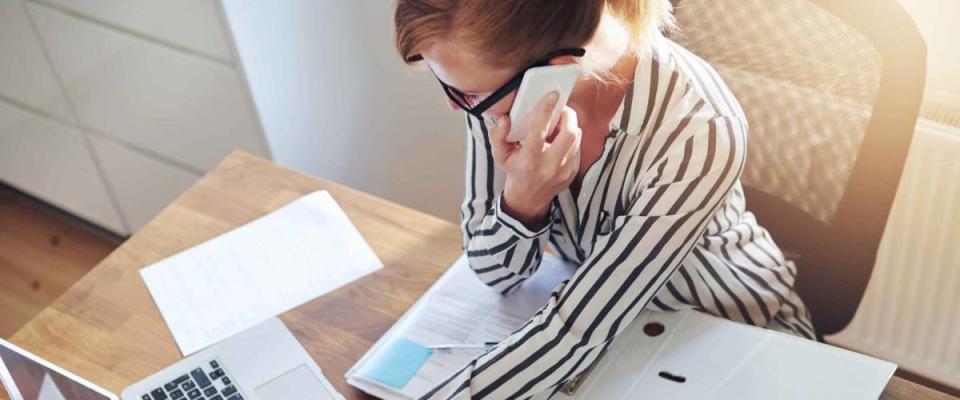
top-left (560, 309), bottom-right (896, 400)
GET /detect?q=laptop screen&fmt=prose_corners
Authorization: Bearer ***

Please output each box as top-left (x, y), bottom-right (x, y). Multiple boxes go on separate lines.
top-left (0, 339), bottom-right (112, 400)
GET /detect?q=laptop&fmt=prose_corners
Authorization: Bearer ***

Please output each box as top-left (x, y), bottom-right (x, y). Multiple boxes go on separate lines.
top-left (0, 318), bottom-right (343, 400)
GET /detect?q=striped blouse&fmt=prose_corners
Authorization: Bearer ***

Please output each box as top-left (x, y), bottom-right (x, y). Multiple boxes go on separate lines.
top-left (423, 35), bottom-right (815, 400)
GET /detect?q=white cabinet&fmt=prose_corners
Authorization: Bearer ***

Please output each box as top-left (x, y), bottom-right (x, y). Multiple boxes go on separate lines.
top-left (38, 0), bottom-right (233, 62)
top-left (0, 101), bottom-right (125, 232)
top-left (0, 0), bottom-right (466, 233)
top-left (0, 0), bottom-right (73, 121)
top-left (0, 0), bottom-right (269, 235)
top-left (28, 3), bottom-right (266, 172)
top-left (88, 135), bottom-right (197, 231)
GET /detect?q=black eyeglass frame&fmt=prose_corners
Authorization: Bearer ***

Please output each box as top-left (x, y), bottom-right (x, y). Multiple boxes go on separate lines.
top-left (407, 48), bottom-right (586, 118)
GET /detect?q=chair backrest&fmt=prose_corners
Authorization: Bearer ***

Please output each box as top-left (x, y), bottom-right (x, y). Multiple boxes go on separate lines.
top-left (671, 0), bottom-right (926, 336)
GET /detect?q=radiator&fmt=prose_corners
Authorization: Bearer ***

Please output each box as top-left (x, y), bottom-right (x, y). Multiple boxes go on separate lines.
top-left (827, 118), bottom-right (960, 389)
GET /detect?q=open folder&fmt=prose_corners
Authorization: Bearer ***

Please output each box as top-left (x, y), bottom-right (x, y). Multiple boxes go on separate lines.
top-left (347, 254), bottom-right (896, 399)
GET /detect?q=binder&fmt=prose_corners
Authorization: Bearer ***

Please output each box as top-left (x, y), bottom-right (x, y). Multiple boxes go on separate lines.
top-left (555, 310), bottom-right (896, 399)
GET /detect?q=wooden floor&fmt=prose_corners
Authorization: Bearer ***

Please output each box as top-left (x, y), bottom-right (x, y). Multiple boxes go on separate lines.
top-left (0, 187), bottom-right (121, 338)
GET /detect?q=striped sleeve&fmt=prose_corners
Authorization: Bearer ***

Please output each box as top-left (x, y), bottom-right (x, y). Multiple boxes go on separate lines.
top-left (424, 82), bottom-right (747, 399)
top-left (459, 114), bottom-right (553, 295)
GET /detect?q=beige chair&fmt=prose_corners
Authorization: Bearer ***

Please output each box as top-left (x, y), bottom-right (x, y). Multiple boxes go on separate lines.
top-left (670, 0), bottom-right (926, 339)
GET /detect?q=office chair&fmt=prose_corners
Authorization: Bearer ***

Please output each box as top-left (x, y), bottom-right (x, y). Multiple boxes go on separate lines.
top-left (670, 0), bottom-right (926, 340)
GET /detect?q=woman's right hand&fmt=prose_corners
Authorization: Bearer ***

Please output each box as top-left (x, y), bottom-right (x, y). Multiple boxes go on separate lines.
top-left (488, 91), bottom-right (583, 229)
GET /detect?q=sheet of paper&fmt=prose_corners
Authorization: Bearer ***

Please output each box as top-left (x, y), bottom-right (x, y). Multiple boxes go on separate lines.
top-left (141, 191), bottom-right (383, 355)
top-left (348, 253), bottom-right (576, 399)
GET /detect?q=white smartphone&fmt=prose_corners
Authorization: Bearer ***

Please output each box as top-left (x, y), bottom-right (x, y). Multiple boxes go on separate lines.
top-left (507, 63), bottom-right (581, 143)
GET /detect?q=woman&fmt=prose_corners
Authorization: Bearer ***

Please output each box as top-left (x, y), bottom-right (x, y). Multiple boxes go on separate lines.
top-left (395, 0), bottom-right (815, 398)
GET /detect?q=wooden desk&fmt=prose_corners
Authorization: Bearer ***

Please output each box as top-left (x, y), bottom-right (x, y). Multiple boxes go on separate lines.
top-left (9, 152), bottom-right (956, 400)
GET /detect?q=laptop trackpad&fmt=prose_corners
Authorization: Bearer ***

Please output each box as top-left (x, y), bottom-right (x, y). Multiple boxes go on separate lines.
top-left (255, 364), bottom-right (337, 400)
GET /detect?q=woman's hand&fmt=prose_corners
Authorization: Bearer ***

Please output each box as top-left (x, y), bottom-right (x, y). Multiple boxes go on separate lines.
top-left (488, 91), bottom-right (582, 229)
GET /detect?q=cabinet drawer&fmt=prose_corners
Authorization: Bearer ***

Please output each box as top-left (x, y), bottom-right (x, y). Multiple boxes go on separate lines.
top-left (89, 135), bottom-right (198, 231)
top-left (0, 0), bottom-right (73, 121)
top-left (0, 100), bottom-right (125, 233)
top-left (28, 2), bottom-right (268, 172)
top-left (37, 0), bottom-right (233, 62)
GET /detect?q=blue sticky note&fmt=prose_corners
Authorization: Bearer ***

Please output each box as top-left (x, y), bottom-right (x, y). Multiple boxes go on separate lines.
top-left (364, 338), bottom-right (434, 389)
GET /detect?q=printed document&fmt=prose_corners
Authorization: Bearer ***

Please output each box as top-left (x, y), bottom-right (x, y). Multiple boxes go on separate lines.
top-left (142, 191), bottom-right (383, 355)
top-left (346, 254), bottom-right (576, 399)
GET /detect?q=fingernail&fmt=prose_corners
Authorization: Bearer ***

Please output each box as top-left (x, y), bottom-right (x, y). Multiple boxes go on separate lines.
top-left (547, 91), bottom-right (559, 107)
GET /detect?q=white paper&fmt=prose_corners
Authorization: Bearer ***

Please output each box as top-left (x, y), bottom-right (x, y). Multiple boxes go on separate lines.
top-left (347, 253), bottom-right (576, 399)
top-left (141, 191), bottom-right (383, 355)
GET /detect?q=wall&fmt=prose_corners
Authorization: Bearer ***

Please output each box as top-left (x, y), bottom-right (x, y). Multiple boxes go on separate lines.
top-left (222, 0), bottom-right (467, 223)
top-left (898, 0), bottom-right (960, 98)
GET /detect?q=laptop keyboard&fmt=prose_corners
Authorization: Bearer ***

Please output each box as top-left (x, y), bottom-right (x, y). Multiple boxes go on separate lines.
top-left (141, 359), bottom-right (243, 400)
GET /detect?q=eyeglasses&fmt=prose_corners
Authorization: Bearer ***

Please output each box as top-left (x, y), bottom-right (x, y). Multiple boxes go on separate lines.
top-left (406, 48), bottom-right (586, 119)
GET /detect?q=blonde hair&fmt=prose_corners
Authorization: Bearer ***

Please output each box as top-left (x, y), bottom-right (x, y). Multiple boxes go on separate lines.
top-left (395, 0), bottom-right (675, 70)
